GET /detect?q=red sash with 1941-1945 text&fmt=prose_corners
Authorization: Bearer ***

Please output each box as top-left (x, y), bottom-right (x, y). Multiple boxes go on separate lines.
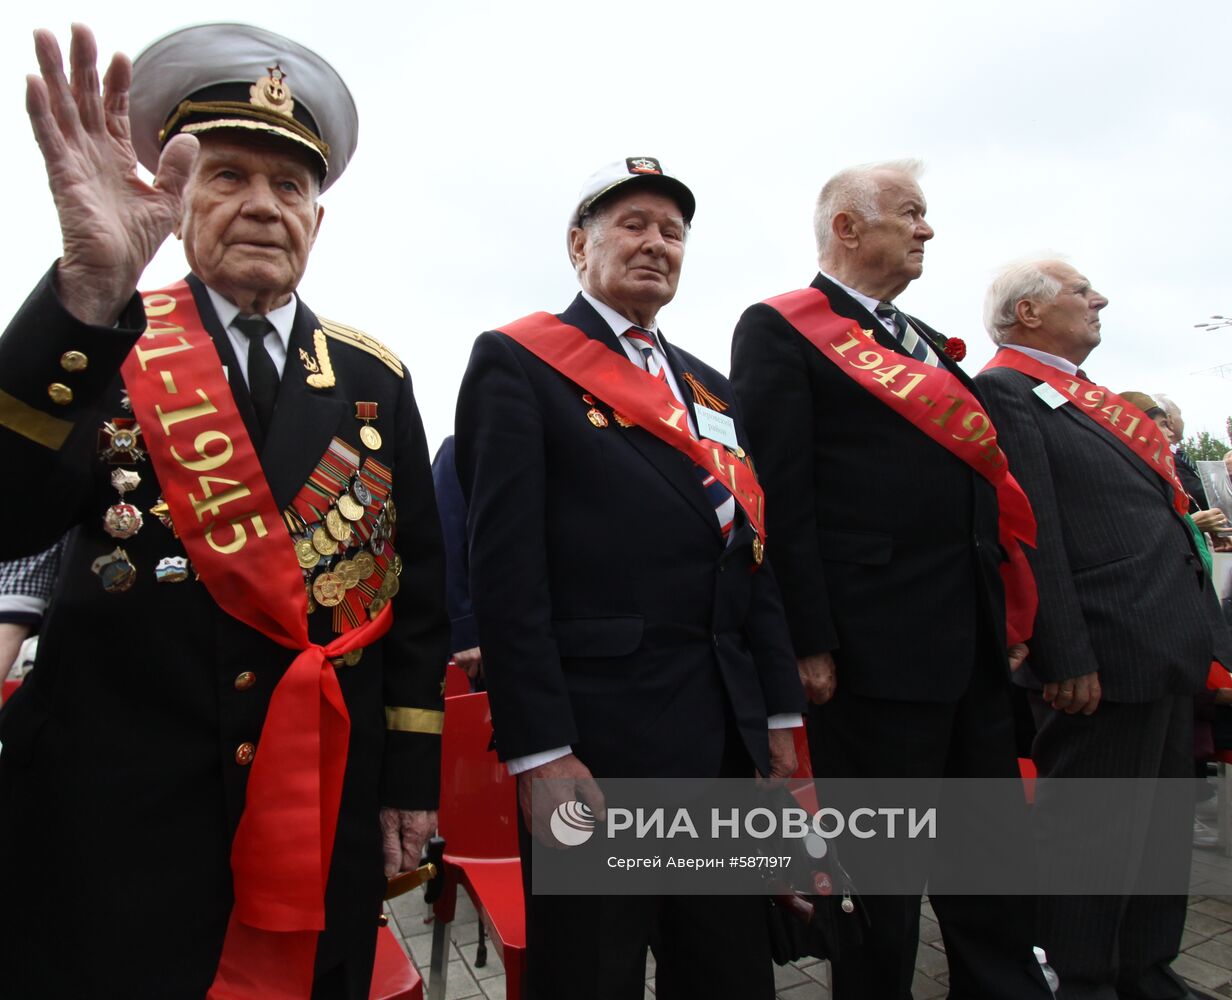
top-left (120, 281), bottom-right (393, 999)
top-left (980, 348), bottom-right (1188, 514)
top-left (981, 348), bottom-right (1231, 688)
top-left (764, 287), bottom-right (1039, 645)
top-left (497, 312), bottom-right (767, 548)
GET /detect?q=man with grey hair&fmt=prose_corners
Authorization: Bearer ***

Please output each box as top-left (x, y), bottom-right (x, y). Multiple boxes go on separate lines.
top-left (731, 162), bottom-right (1050, 998)
top-left (976, 258), bottom-right (1231, 1000)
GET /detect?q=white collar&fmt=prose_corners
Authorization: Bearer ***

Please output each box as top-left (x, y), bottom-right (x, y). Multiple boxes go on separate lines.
top-left (205, 285), bottom-right (298, 350)
top-left (1002, 343), bottom-right (1081, 376)
top-left (819, 270), bottom-right (886, 318)
top-left (580, 291), bottom-right (664, 348)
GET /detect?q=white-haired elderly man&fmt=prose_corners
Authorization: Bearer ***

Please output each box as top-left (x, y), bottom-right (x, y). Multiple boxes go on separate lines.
top-left (0, 23), bottom-right (448, 999)
top-left (730, 162), bottom-right (1050, 999)
top-left (975, 258), bottom-right (1232, 1000)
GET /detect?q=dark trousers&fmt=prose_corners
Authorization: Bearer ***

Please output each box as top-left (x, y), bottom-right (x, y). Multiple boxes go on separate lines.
top-left (518, 722), bottom-right (774, 1000)
top-left (1029, 694), bottom-right (1194, 1000)
top-left (809, 660), bottom-right (1051, 1000)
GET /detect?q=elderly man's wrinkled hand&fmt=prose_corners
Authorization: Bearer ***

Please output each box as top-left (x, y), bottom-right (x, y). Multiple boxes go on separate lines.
top-left (379, 808), bottom-right (437, 877)
top-left (27, 25), bottom-right (198, 325)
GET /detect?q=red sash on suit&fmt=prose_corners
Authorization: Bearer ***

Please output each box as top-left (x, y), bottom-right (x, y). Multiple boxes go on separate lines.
top-left (981, 348), bottom-right (1188, 515)
top-left (497, 311), bottom-right (767, 546)
top-left (122, 281), bottom-right (393, 999)
top-left (764, 287), bottom-right (1038, 645)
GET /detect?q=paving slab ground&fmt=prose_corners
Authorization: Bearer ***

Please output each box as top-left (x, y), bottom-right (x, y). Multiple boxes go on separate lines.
top-left (386, 846), bottom-right (1232, 999)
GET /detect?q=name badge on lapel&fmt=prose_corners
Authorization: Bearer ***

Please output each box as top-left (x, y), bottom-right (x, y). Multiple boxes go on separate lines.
top-left (1033, 383), bottom-right (1068, 409)
top-left (695, 404), bottom-right (738, 448)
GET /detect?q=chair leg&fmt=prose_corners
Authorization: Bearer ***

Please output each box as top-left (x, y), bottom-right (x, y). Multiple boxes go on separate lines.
top-left (475, 920), bottom-right (488, 968)
top-left (1220, 761), bottom-right (1232, 859)
top-left (428, 916), bottom-right (452, 1000)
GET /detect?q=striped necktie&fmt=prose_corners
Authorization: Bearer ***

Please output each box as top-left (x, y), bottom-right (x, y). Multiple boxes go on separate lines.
top-left (624, 326), bottom-right (736, 539)
top-left (875, 302), bottom-right (937, 367)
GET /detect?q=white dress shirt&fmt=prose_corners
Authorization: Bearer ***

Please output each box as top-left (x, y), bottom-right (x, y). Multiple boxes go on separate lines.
top-left (206, 286), bottom-right (297, 385)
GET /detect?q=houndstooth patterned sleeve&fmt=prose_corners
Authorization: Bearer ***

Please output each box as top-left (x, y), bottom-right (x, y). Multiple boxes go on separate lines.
top-left (0, 539), bottom-right (65, 625)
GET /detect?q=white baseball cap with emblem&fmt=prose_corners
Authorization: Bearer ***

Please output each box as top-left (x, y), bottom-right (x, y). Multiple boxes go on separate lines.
top-left (129, 23), bottom-right (359, 192)
top-left (566, 157), bottom-right (696, 256)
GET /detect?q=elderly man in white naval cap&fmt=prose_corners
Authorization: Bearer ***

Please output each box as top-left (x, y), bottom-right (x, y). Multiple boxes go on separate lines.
top-left (455, 158), bottom-right (805, 999)
top-left (0, 23), bottom-right (448, 999)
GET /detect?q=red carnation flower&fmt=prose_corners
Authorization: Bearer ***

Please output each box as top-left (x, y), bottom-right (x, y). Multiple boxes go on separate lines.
top-left (943, 337), bottom-right (967, 362)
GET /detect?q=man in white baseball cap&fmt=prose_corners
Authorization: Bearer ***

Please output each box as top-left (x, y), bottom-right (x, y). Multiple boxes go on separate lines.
top-left (0, 23), bottom-right (448, 999)
top-left (454, 158), bottom-right (804, 998)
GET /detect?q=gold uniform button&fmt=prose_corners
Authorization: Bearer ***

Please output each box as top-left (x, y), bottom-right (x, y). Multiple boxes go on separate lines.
top-left (235, 742), bottom-right (256, 766)
top-left (234, 671), bottom-right (256, 691)
top-left (48, 383), bottom-right (73, 405)
top-left (60, 350), bottom-right (88, 372)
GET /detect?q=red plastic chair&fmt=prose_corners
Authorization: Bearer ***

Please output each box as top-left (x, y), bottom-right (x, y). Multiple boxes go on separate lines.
top-left (369, 923), bottom-right (423, 1000)
top-left (429, 691), bottom-right (524, 1000)
top-left (443, 661), bottom-right (472, 699)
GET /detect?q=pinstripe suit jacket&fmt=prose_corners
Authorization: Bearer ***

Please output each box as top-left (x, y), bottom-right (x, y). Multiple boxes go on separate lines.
top-left (976, 363), bottom-right (1231, 702)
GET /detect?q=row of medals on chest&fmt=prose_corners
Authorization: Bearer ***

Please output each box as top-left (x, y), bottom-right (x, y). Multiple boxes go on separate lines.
top-left (93, 405), bottom-right (399, 605)
top-left (287, 475), bottom-right (401, 618)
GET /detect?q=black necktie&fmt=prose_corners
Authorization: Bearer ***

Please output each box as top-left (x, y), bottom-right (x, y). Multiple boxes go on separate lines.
top-left (233, 316), bottom-right (279, 441)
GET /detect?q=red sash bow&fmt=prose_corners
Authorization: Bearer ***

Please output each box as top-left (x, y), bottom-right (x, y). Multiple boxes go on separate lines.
top-left (121, 282), bottom-right (391, 998)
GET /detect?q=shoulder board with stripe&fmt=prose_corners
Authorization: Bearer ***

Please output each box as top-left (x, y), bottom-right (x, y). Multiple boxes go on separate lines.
top-left (318, 318), bottom-right (404, 377)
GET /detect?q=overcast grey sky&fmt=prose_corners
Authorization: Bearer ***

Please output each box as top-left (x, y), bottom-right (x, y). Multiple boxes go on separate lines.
top-left (2, 0), bottom-right (1229, 452)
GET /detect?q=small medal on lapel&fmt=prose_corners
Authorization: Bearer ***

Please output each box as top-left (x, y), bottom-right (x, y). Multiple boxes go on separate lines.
top-left (98, 419), bottom-right (146, 463)
top-left (356, 401), bottom-right (382, 449)
top-left (92, 547), bottom-right (136, 593)
top-left (295, 537), bottom-right (320, 569)
top-left (352, 550), bottom-right (376, 580)
top-left (752, 536), bottom-right (765, 566)
top-left (149, 498), bottom-right (178, 536)
top-left (587, 408), bottom-right (608, 428)
top-left (103, 467), bottom-right (144, 539)
top-left (154, 556), bottom-right (190, 584)
top-left (613, 412), bottom-right (634, 428)
top-left (337, 493), bottom-right (365, 522)
top-left (313, 571), bottom-right (346, 607)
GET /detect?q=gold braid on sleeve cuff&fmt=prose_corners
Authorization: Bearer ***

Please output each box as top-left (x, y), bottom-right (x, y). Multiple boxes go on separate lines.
top-left (0, 389), bottom-right (73, 450)
top-left (385, 706), bottom-right (444, 734)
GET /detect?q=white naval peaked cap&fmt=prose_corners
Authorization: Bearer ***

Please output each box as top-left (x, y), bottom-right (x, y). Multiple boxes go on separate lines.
top-left (566, 157), bottom-right (696, 257)
top-left (129, 22), bottom-right (358, 192)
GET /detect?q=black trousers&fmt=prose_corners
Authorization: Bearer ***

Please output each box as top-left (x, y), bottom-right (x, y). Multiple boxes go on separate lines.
top-left (518, 721), bottom-right (774, 1000)
top-left (1029, 693), bottom-right (1194, 1000)
top-left (809, 659), bottom-right (1051, 1000)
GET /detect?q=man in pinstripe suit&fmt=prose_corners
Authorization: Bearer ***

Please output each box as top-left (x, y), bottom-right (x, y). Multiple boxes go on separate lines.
top-left (976, 259), bottom-right (1232, 1000)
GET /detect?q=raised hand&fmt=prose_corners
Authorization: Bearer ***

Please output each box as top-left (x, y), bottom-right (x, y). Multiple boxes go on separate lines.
top-left (26, 24), bottom-right (199, 325)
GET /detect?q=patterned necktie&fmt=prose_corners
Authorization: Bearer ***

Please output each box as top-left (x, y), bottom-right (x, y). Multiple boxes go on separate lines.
top-left (624, 326), bottom-right (735, 538)
top-left (233, 316), bottom-right (280, 441)
top-left (875, 302), bottom-right (937, 367)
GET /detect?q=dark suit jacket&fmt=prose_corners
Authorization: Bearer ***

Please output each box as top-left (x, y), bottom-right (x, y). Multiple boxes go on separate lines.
top-left (729, 273), bottom-right (1008, 704)
top-left (0, 268), bottom-right (448, 997)
top-left (454, 294), bottom-right (802, 780)
top-left (976, 363), bottom-right (1232, 701)
top-left (432, 435), bottom-right (478, 653)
